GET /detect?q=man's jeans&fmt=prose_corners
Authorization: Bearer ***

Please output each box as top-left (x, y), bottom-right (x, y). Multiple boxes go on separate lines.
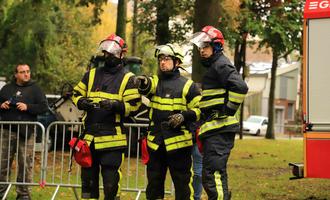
top-left (192, 144), bottom-right (203, 200)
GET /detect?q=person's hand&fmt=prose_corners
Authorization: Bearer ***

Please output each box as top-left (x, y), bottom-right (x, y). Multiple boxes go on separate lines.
top-left (99, 99), bottom-right (120, 111)
top-left (168, 113), bottom-right (184, 128)
top-left (134, 76), bottom-right (149, 89)
top-left (0, 101), bottom-right (10, 110)
top-left (16, 102), bottom-right (27, 111)
top-left (77, 98), bottom-right (94, 111)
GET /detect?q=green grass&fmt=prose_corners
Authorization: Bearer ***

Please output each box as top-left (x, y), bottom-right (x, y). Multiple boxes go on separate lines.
top-left (4, 139), bottom-right (330, 199)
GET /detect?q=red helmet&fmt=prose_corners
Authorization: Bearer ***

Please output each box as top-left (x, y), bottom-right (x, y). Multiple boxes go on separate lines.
top-left (99, 34), bottom-right (128, 57)
top-left (201, 26), bottom-right (225, 45)
top-left (190, 26), bottom-right (225, 48)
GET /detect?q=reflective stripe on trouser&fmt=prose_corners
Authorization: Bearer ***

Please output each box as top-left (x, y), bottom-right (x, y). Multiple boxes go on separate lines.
top-left (202, 132), bottom-right (235, 200)
top-left (146, 144), bottom-right (194, 200)
top-left (0, 129), bottom-right (34, 198)
top-left (81, 142), bottom-right (124, 200)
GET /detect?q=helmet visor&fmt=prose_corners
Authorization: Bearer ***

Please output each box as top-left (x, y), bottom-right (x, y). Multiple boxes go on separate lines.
top-left (99, 40), bottom-right (122, 57)
top-left (189, 32), bottom-right (212, 48)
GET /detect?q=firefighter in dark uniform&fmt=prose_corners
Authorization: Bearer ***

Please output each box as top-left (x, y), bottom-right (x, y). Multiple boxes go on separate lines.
top-left (190, 26), bottom-right (249, 200)
top-left (72, 34), bottom-right (141, 200)
top-left (135, 44), bottom-right (201, 200)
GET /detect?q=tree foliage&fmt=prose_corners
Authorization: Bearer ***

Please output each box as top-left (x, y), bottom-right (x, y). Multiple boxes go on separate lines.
top-left (0, 1), bottom-right (94, 93)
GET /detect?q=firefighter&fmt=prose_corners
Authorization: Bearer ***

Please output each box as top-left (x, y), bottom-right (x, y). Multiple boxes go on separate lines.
top-left (135, 43), bottom-right (201, 200)
top-left (190, 26), bottom-right (248, 200)
top-left (71, 34), bottom-right (141, 200)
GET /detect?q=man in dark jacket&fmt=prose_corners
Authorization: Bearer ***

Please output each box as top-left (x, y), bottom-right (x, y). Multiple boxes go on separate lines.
top-left (0, 64), bottom-right (48, 200)
top-left (191, 26), bottom-right (249, 200)
top-left (135, 43), bottom-right (201, 200)
top-left (72, 34), bottom-right (141, 200)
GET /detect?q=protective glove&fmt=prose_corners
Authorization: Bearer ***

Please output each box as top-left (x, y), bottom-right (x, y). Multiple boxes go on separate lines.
top-left (168, 113), bottom-right (184, 128)
top-left (99, 99), bottom-right (121, 112)
top-left (134, 75), bottom-right (149, 90)
top-left (77, 98), bottom-right (94, 111)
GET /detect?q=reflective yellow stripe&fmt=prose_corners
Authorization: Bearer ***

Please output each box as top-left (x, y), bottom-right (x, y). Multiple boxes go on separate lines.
top-left (187, 95), bottom-right (201, 109)
top-left (87, 68), bottom-right (96, 96)
top-left (83, 134), bottom-right (94, 146)
top-left (115, 114), bottom-right (120, 123)
top-left (81, 198), bottom-right (98, 200)
top-left (200, 98), bottom-right (224, 108)
top-left (147, 140), bottom-right (159, 150)
top-left (189, 164), bottom-right (194, 200)
top-left (191, 108), bottom-right (201, 121)
top-left (164, 131), bottom-right (192, 145)
top-left (117, 153), bottom-right (124, 197)
top-left (214, 171), bottom-right (223, 200)
top-left (94, 134), bottom-right (126, 142)
top-left (152, 96), bottom-right (186, 105)
top-left (123, 88), bottom-right (139, 96)
top-left (119, 72), bottom-right (134, 97)
top-left (199, 116), bottom-right (238, 136)
top-left (149, 102), bottom-right (187, 111)
top-left (147, 134), bottom-right (155, 141)
top-left (166, 140), bottom-right (193, 151)
top-left (72, 95), bottom-right (83, 105)
top-left (94, 140), bottom-right (127, 149)
top-left (123, 93), bottom-right (140, 102)
top-left (149, 75), bottom-right (159, 95)
top-left (115, 125), bottom-right (122, 135)
top-left (228, 91), bottom-right (246, 103)
top-left (89, 92), bottom-right (120, 100)
top-left (182, 80), bottom-right (193, 99)
top-left (202, 89), bottom-right (226, 96)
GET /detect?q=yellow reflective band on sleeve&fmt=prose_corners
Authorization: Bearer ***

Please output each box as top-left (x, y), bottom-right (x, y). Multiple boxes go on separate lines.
top-left (115, 125), bottom-right (122, 135)
top-left (119, 72), bottom-right (134, 98)
top-left (202, 89), bottom-right (226, 96)
top-left (123, 93), bottom-right (140, 102)
top-left (187, 95), bottom-right (201, 109)
top-left (123, 88), bottom-right (139, 96)
top-left (147, 141), bottom-right (159, 151)
top-left (124, 102), bottom-right (141, 117)
top-left (199, 116), bottom-right (238, 136)
top-left (87, 68), bottom-right (96, 96)
top-left (83, 134), bottom-right (94, 146)
top-left (228, 91), bottom-right (246, 103)
top-left (72, 95), bottom-right (83, 105)
top-left (116, 114), bottom-right (120, 123)
top-left (77, 81), bottom-right (87, 91)
top-left (199, 98), bottom-right (224, 108)
top-left (182, 80), bottom-right (193, 99)
top-left (147, 134), bottom-right (155, 141)
top-left (191, 108), bottom-right (201, 121)
top-left (149, 75), bottom-right (159, 95)
top-left (214, 171), bottom-right (223, 200)
top-left (149, 102), bottom-right (187, 111)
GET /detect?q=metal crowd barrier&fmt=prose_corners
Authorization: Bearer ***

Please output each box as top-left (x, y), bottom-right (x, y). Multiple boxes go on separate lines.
top-left (0, 121), bottom-right (174, 200)
top-left (0, 121), bottom-right (45, 200)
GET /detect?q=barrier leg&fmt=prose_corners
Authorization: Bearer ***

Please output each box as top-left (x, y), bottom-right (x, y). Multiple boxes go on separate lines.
top-left (72, 187), bottom-right (79, 200)
top-left (51, 185), bottom-right (60, 200)
top-left (2, 184), bottom-right (12, 200)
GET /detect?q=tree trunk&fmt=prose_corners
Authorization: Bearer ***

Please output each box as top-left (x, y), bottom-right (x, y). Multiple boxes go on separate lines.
top-left (266, 49), bottom-right (278, 139)
top-left (192, 0), bottom-right (221, 83)
top-left (131, 0), bottom-right (138, 55)
top-left (116, 0), bottom-right (127, 40)
top-left (155, 0), bottom-right (171, 45)
top-left (234, 33), bottom-right (247, 139)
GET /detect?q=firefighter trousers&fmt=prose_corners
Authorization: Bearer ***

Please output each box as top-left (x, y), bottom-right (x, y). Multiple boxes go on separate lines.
top-left (146, 144), bottom-right (193, 200)
top-left (81, 143), bottom-right (124, 200)
top-left (202, 132), bottom-right (236, 200)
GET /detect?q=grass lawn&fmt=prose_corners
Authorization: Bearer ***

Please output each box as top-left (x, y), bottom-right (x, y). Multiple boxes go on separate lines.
top-left (4, 138), bottom-right (330, 199)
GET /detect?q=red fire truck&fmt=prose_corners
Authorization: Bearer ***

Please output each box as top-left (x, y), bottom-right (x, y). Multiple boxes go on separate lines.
top-left (291, 0), bottom-right (330, 179)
